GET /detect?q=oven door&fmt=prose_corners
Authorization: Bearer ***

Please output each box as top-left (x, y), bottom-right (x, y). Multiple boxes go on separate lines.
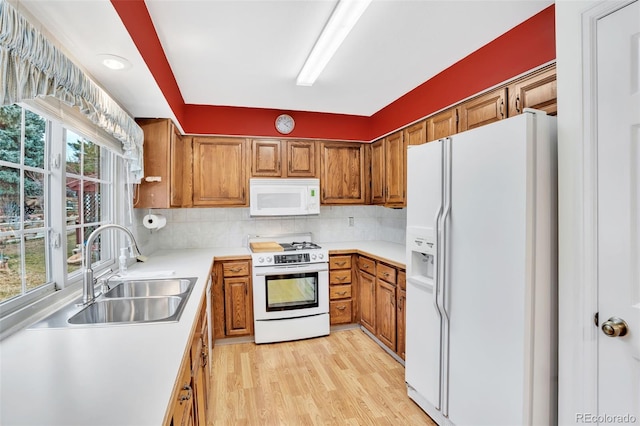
top-left (253, 263), bottom-right (328, 321)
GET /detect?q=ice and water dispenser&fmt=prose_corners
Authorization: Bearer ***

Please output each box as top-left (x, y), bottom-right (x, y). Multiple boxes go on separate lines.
top-left (406, 226), bottom-right (435, 287)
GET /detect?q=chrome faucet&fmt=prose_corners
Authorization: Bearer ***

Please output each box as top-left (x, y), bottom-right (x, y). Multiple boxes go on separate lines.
top-left (82, 224), bottom-right (143, 305)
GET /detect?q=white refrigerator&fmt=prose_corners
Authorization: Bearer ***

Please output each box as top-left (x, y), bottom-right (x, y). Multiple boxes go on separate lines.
top-left (405, 110), bottom-right (557, 426)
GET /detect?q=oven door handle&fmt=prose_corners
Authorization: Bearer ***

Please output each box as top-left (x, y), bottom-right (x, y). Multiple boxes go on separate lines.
top-left (253, 263), bottom-right (328, 276)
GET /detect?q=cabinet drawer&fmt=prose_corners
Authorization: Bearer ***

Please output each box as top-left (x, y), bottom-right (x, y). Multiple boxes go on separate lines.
top-left (329, 255), bottom-right (352, 269)
top-left (377, 263), bottom-right (396, 284)
top-left (330, 270), bottom-right (351, 285)
top-left (358, 256), bottom-right (375, 274)
top-left (397, 270), bottom-right (406, 291)
top-left (330, 284), bottom-right (352, 300)
top-left (330, 300), bottom-right (352, 324)
top-left (223, 261), bottom-right (250, 277)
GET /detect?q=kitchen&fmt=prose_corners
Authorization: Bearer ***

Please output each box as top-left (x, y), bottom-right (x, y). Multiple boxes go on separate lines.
top-left (1, 1), bottom-right (638, 425)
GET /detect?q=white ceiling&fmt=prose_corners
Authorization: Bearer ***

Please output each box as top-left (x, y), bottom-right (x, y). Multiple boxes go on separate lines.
top-left (17, 0), bottom-right (554, 123)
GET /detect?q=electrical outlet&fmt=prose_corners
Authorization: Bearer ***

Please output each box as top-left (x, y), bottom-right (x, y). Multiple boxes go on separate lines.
top-left (348, 217), bottom-right (354, 227)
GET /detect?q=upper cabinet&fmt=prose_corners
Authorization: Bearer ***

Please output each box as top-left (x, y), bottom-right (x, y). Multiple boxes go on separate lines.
top-left (192, 137), bottom-right (248, 206)
top-left (508, 64), bottom-right (557, 116)
top-left (251, 139), bottom-right (318, 178)
top-left (135, 118), bottom-right (192, 208)
top-left (459, 87), bottom-right (507, 132)
top-left (371, 131), bottom-right (405, 207)
top-left (403, 120), bottom-right (427, 146)
top-left (320, 142), bottom-right (366, 204)
top-left (426, 107), bottom-right (459, 143)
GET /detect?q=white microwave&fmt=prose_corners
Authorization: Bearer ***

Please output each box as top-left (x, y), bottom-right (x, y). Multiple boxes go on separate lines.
top-left (249, 178), bottom-right (320, 216)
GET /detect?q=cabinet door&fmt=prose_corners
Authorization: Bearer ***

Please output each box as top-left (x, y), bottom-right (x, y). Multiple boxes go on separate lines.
top-left (286, 140), bottom-right (317, 177)
top-left (136, 118), bottom-right (172, 208)
top-left (320, 142), bottom-right (366, 204)
top-left (404, 120), bottom-right (427, 146)
top-left (359, 270), bottom-right (376, 334)
top-left (508, 64), bottom-right (557, 116)
top-left (459, 88), bottom-right (507, 132)
top-left (224, 276), bottom-right (253, 336)
top-left (173, 135), bottom-right (193, 207)
top-left (370, 139), bottom-right (385, 205)
top-left (396, 288), bottom-right (406, 360)
top-left (427, 107), bottom-right (458, 142)
top-left (251, 139), bottom-right (281, 177)
top-left (167, 361), bottom-right (194, 426)
top-left (385, 131), bottom-right (405, 206)
top-left (193, 137), bottom-right (247, 206)
top-left (376, 278), bottom-right (396, 351)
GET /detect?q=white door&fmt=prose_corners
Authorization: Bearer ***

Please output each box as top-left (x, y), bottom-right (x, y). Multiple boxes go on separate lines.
top-left (596, 0), bottom-right (640, 420)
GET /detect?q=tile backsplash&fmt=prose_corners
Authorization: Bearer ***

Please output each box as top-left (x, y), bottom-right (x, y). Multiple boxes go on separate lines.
top-left (133, 206), bottom-right (406, 253)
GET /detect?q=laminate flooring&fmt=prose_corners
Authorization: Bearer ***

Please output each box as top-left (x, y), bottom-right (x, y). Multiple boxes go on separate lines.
top-left (209, 328), bottom-right (437, 425)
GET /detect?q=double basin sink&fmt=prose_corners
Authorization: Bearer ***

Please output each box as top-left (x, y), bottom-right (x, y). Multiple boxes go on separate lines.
top-left (31, 277), bottom-right (197, 328)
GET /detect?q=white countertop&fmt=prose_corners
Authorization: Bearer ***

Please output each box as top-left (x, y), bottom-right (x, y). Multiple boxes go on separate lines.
top-left (0, 242), bottom-right (402, 425)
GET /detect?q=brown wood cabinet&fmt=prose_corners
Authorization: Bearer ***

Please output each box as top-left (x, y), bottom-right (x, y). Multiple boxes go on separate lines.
top-left (165, 293), bottom-right (210, 426)
top-left (396, 270), bottom-right (406, 360)
top-left (320, 142), bottom-right (367, 204)
top-left (371, 131), bottom-right (405, 207)
top-left (426, 107), bottom-right (459, 142)
top-left (375, 263), bottom-right (397, 351)
top-left (251, 139), bottom-right (317, 178)
top-left (459, 87), bottom-right (507, 132)
top-left (222, 260), bottom-right (253, 336)
top-left (404, 120), bottom-right (427, 146)
top-left (190, 296), bottom-right (209, 426)
top-left (329, 254), bottom-right (354, 324)
top-left (135, 118), bottom-right (191, 208)
top-left (357, 256), bottom-right (376, 334)
top-left (508, 64), bottom-right (557, 116)
top-left (192, 137), bottom-right (248, 206)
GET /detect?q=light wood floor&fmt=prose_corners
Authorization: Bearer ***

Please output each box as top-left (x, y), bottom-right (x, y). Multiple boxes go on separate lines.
top-left (208, 328), bottom-right (437, 425)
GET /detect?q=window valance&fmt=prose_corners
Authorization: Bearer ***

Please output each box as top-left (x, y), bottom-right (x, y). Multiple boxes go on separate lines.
top-left (0, 0), bottom-right (143, 177)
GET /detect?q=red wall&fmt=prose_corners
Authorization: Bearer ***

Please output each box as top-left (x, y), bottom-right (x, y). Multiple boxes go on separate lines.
top-left (112, 1), bottom-right (555, 142)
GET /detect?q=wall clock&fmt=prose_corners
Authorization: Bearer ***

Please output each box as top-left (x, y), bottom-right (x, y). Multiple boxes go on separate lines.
top-left (275, 114), bottom-right (295, 134)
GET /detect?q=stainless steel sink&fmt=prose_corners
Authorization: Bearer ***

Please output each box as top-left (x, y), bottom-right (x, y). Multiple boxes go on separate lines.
top-left (68, 296), bottom-right (183, 325)
top-left (28, 276), bottom-right (199, 329)
top-left (103, 278), bottom-right (195, 298)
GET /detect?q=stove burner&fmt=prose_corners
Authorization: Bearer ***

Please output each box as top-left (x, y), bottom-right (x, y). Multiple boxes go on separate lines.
top-left (280, 241), bottom-right (322, 251)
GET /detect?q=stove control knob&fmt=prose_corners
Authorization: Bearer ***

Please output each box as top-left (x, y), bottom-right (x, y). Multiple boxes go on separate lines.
top-left (266, 256), bottom-right (272, 263)
top-left (311, 254), bottom-right (317, 260)
top-left (318, 253), bottom-right (324, 260)
top-left (258, 256), bottom-right (264, 263)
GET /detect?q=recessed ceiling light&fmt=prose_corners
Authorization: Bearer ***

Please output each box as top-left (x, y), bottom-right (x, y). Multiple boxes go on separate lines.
top-left (98, 54), bottom-right (131, 71)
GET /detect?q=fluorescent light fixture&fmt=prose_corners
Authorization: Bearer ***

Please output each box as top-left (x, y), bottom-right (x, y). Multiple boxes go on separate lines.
top-left (98, 54), bottom-right (131, 71)
top-left (296, 0), bottom-right (372, 86)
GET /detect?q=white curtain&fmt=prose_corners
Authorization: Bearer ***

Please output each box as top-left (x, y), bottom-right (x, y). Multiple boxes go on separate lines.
top-left (0, 0), bottom-right (143, 178)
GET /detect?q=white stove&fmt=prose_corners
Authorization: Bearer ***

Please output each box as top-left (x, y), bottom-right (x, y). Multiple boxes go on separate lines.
top-left (248, 233), bottom-right (330, 344)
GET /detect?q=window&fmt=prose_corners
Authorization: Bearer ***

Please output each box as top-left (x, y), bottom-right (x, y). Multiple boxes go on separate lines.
top-left (0, 104), bottom-right (120, 311)
top-left (0, 105), bottom-right (51, 303)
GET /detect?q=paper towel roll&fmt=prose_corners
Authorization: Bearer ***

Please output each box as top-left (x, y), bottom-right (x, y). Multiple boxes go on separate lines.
top-left (143, 214), bottom-right (166, 230)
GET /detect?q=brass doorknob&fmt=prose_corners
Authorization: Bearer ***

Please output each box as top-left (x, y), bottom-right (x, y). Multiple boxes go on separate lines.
top-left (601, 317), bottom-right (628, 337)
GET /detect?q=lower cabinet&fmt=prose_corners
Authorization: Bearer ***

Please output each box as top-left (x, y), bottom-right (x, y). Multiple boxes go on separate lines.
top-left (212, 258), bottom-right (254, 338)
top-left (329, 254), bottom-right (354, 324)
top-left (356, 254), bottom-right (406, 359)
top-left (396, 271), bottom-right (406, 360)
top-left (166, 294), bottom-right (210, 426)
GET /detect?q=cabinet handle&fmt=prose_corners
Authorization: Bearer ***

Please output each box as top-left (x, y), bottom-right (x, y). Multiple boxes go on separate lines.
top-left (336, 306), bottom-right (346, 311)
top-left (244, 282), bottom-right (248, 295)
top-left (337, 276), bottom-right (346, 281)
top-left (337, 291), bottom-right (347, 296)
top-left (499, 99), bottom-right (504, 118)
top-left (336, 261), bottom-right (346, 266)
top-left (230, 267), bottom-right (243, 273)
top-left (515, 95), bottom-right (521, 113)
top-left (383, 272), bottom-right (390, 277)
top-left (179, 384), bottom-right (192, 404)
